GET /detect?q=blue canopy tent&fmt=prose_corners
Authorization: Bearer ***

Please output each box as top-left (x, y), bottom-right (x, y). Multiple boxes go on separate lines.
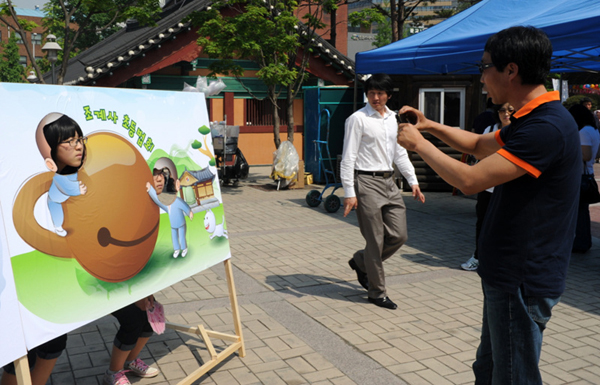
top-left (356, 0), bottom-right (600, 75)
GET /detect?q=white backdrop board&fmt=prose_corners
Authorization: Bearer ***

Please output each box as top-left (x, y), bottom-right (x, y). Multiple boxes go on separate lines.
top-left (0, 83), bottom-right (230, 355)
top-left (0, 208), bottom-right (27, 367)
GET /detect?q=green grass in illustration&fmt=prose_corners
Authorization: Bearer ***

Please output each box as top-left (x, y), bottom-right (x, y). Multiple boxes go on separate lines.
top-left (11, 205), bottom-right (230, 324)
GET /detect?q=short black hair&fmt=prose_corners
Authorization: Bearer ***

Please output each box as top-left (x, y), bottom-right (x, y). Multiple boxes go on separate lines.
top-left (491, 104), bottom-right (504, 125)
top-left (43, 114), bottom-right (86, 174)
top-left (484, 26), bottom-right (552, 85)
top-left (364, 73), bottom-right (393, 97)
top-left (580, 97), bottom-right (593, 105)
top-left (569, 104), bottom-right (597, 130)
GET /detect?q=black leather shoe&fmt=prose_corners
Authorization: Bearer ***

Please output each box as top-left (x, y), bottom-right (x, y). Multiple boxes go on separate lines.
top-left (368, 296), bottom-right (398, 310)
top-left (348, 259), bottom-right (369, 290)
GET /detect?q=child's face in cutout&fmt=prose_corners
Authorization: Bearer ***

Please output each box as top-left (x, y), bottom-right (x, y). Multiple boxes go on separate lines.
top-left (153, 174), bottom-right (165, 194)
top-left (56, 133), bottom-right (85, 172)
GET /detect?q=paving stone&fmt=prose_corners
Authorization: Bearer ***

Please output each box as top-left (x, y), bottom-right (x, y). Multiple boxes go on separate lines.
top-left (28, 167), bottom-right (600, 385)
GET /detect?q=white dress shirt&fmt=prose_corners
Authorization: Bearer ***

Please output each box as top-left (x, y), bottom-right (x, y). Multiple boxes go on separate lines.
top-left (340, 103), bottom-right (419, 198)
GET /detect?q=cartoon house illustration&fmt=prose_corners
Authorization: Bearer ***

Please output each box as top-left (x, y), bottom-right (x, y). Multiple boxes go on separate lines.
top-left (179, 167), bottom-right (216, 207)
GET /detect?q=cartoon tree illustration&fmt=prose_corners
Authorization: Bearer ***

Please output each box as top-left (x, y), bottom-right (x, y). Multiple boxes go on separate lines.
top-left (192, 125), bottom-right (216, 166)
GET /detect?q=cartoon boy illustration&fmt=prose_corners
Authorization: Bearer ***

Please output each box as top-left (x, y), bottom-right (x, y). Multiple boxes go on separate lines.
top-left (146, 168), bottom-right (193, 258)
top-left (35, 113), bottom-right (88, 237)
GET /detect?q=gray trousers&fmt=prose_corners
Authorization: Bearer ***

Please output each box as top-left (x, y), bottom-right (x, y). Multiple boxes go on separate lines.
top-left (351, 174), bottom-right (407, 299)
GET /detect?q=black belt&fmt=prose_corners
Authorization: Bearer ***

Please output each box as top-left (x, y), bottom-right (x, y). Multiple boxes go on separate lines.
top-left (357, 170), bottom-right (394, 178)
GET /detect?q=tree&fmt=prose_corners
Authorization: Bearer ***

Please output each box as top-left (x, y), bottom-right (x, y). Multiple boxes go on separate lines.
top-left (0, 1), bottom-right (42, 81)
top-left (191, 0), bottom-right (328, 148)
top-left (0, 0), bottom-right (163, 85)
top-left (349, 0), bottom-right (482, 45)
top-left (455, 0), bottom-right (483, 12)
top-left (349, 0), bottom-right (437, 44)
top-left (0, 33), bottom-right (25, 82)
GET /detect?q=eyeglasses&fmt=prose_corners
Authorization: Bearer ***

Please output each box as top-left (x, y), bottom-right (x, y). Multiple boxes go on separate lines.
top-left (477, 62), bottom-right (494, 73)
top-left (499, 108), bottom-right (515, 114)
top-left (60, 136), bottom-right (88, 147)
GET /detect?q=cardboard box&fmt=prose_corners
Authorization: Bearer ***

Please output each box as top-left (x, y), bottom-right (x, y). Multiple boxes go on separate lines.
top-left (304, 173), bottom-right (313, 185)
top-left (290, 160), bottom-right (305, 189)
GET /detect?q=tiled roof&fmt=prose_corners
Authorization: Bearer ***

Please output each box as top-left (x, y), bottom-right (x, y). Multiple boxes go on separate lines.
top-left (55, 0), bottom-right (355, 85)
top-left (184, 167), bottom-right (215, 184)
top-left (14, 7), bottom-right (45, 17)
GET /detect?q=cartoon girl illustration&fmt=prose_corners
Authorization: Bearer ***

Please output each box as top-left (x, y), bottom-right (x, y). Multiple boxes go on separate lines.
top-left (146, 167), bottom-right (193, 258)
top-left (35, 113), bottom-right (88, 237)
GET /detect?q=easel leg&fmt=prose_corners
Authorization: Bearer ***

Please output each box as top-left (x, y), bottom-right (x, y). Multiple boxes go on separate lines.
top-left (14, 356), bottom-right (31, 385)
top-left (166, 258), bottom-right (245, 385)
top-left (224, 259), bottom-right (245, 357)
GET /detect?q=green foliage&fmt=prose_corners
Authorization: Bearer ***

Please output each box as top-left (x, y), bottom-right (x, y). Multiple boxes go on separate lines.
top-left (191, 0), bottom-right (303, 88)
top-left (563, 94), bottom-right (600, 111)
top-left (0, 34), bottom-right (25, 83)
top-left (198, 125), bottom-right (211, 135)
top-left (349, 8), bottom-right (387, 30)
top-left (191, 140), bottom-right (203, 149)
top-left (189, 0), bottom-right (325, 147)
top-left (374, 18), bottom-right (392, 48)
top-left (43, 0), bottom-right (161, 54)
top-left (455, 0), bottom-right (483, 13)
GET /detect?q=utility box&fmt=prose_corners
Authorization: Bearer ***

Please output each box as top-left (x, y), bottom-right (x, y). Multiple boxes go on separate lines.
top-left (303, 86), bottom-right (362, 184)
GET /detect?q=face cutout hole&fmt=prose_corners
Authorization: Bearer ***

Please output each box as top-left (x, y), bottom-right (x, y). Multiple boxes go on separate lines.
top-left (34, 193), bottom-right (55, 233)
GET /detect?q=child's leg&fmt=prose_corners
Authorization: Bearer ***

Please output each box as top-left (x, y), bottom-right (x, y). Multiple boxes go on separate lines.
top-left (171, 227), bottom-right (180, 250)
top-left (30, 357), bottom-right (59, 385)
top-left (178, 225), bottom-right (187, 250)
top-left (126, 336), bottom-right (151, 362)
top-left (1, 350), bottom-right (36, 385)
top-left (31, 334), bottom-right (67, 385)
top-left (110, 303), bottom-right (154, 370)
top-left (109, 303), bottom-right (144, 370)
top-left (0, 372), bottom-right (16, 385)
top-left (1, 334), bottom-right (66, 385)
top-left (47, 200), bottom-right (64, 228)
top-left (108, 345), bottom-right (130, 372)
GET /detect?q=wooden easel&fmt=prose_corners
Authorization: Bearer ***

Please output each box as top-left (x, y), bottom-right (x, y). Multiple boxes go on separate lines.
top-left (13, 355), bottom-right (31, 385)
top-left (166, 258), bottom-right (245, 385)
top-left (10, 259), bottom-right (245, 385)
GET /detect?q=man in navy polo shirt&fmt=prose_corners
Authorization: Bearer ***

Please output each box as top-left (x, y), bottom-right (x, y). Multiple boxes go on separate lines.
top-left (396, 26), bottom-right (580, 384)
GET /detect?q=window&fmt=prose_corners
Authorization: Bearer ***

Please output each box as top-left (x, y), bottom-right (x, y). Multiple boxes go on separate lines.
top-left (14, 32), bottom-right (24, 44)
top-left (245, 98), bottom-right (288, 126)
top-left (32, 33), bottom-right (42, 45)
top-left (19, 56), bottom-right (28, 67)
top-left (418, 88), bottom-right (465, 129)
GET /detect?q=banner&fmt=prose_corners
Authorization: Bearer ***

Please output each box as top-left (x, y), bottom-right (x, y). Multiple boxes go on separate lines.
top-left (0, 83), bottom-right (230, 360)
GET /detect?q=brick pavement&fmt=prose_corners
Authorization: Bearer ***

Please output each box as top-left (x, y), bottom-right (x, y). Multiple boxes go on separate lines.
top-left (8, 166), bottom-right (600, 385)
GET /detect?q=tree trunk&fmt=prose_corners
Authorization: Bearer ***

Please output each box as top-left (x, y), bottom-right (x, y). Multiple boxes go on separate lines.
top-left (286, 85), bottom-right (295, 144)
top-left (329, 9), bottom-right (337, 47)
top-left (397, 1), bottom-right (405, 41)
top-left (391, 0), bottom-right (398, 42)
top-left (273, 106), bottom-right (281, 149)
top-left (268, 85), bottom-right (281, 149)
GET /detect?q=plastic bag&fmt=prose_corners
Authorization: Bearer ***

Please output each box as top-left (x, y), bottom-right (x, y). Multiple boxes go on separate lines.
top-left (195, 76), bottom-right (209, 93)
top-left (207, 78), bottom-right (226, 96)
top-left (271, 141), bottom-right (299, 186)
top-left (182, 76), bottom-right (225, 96)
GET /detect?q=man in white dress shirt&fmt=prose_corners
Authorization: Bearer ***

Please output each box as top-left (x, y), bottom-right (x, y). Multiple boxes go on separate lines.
top-left (341, 73), bottom-right (425, 310)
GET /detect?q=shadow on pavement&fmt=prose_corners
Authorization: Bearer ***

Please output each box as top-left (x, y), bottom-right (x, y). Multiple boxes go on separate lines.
top-left (265, 273), bottom-right (365, 302)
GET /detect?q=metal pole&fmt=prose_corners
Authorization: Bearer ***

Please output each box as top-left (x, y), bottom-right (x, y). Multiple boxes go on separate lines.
top-left (32, 36), bottom-right (35, 58)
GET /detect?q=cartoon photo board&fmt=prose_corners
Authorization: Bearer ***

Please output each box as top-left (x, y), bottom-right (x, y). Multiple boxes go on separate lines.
top-left (0, 83), bottom-right (231, 355)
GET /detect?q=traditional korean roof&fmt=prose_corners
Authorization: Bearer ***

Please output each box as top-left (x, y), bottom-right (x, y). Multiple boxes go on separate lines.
top-left (54, 0), bottom-right (355, 86)
top-left (180, 167), bottom-right (215, 186)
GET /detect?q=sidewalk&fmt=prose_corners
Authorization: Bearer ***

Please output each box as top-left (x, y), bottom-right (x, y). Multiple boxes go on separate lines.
top-left (42, 166), bottom-right (600, 384)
